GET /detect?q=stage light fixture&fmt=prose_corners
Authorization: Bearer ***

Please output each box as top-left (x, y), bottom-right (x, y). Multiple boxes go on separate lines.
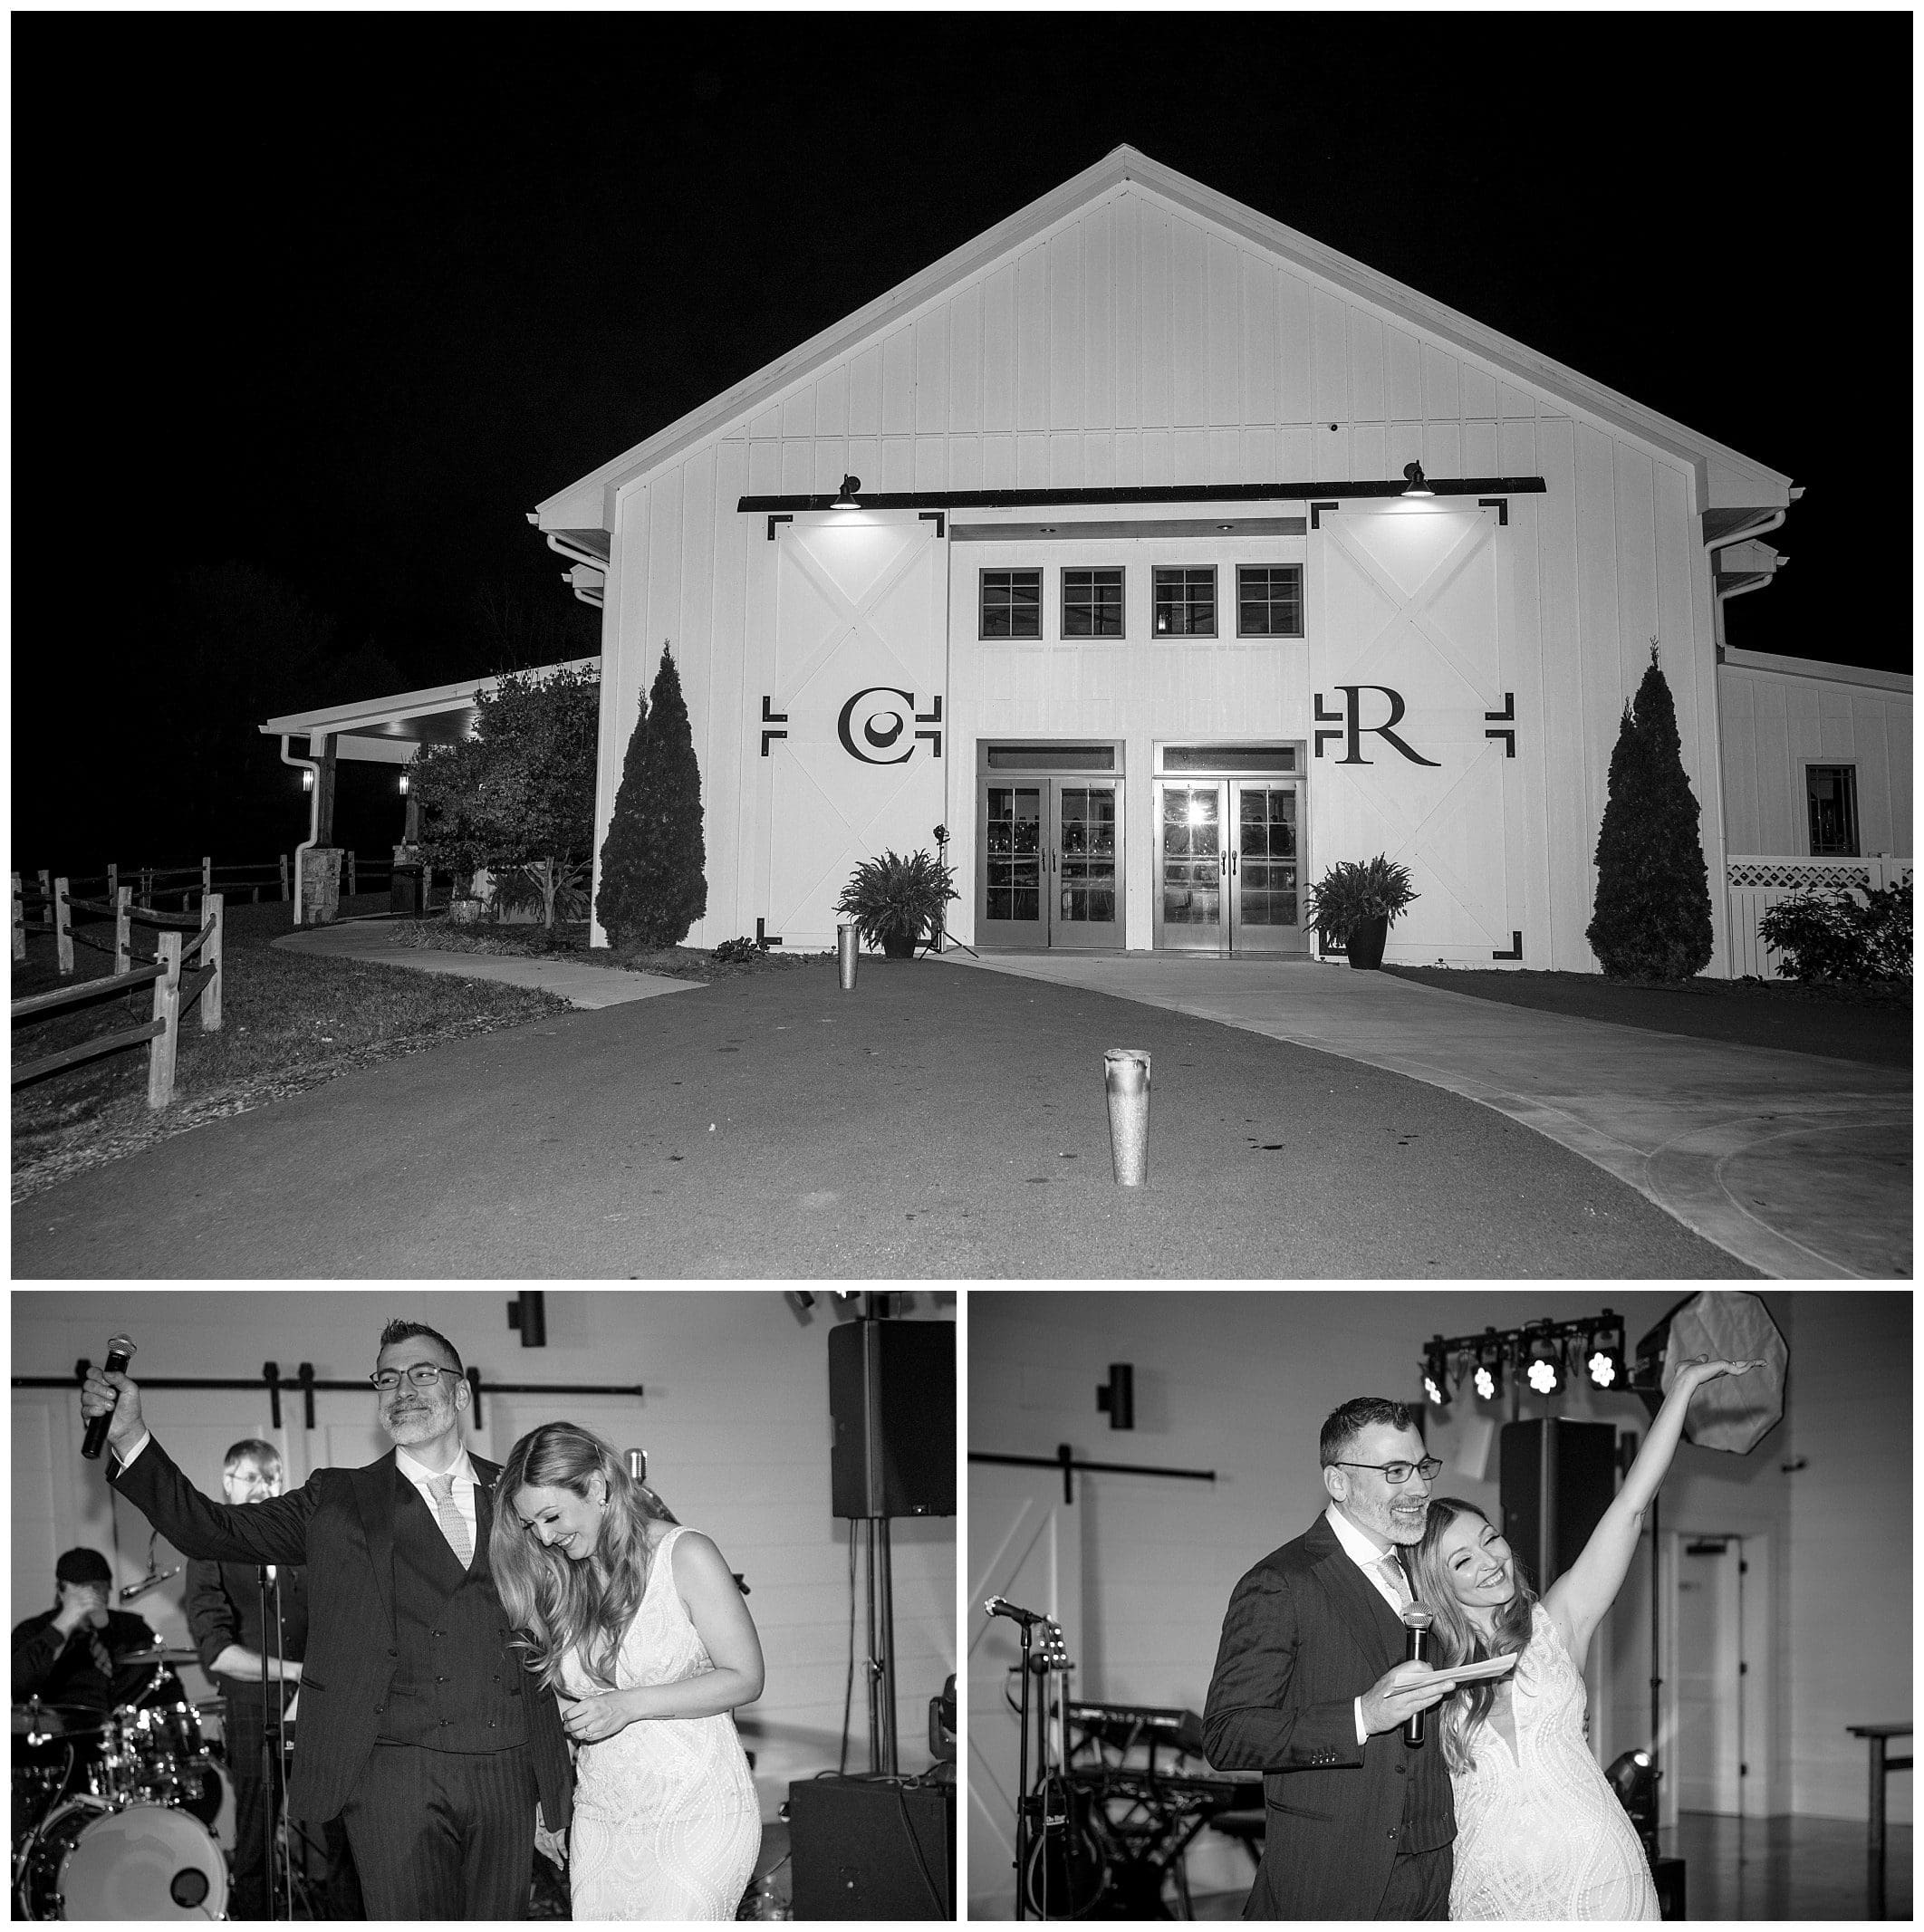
top-left (1472, 1331), bottom-right (1505, 1401)
top-left (1586, 1311), bottom-right (1627, 1389)
top-left (1524, 1327), bottom-right (1563, 1395)
top-left (1606, 1747), bottom-right (1659, 1858)
top-left (1422, 1336), bottom-right (1452, 1408)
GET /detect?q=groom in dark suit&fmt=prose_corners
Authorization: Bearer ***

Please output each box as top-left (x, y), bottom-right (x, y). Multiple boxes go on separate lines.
top-left (82, 1319), bottom-right (572, 1919)
top-left (1204, 1397), bottom-right (1454, 1918)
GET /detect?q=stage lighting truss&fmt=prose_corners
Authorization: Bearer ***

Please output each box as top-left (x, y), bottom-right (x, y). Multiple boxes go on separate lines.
top-left (1420, 1310), bottom-right (1640, 1409)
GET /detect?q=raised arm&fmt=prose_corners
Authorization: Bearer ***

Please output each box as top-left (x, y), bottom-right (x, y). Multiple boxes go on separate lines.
top-left (1545, 1356), bottom-right (1759, 1668)
top-left (82, 1367), bottom-right (315, 1568)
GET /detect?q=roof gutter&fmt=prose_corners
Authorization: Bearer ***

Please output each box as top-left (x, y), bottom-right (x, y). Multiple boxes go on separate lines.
top-left (1706, 493), bottom-right (1797, 649)
top-left (543, 532), bottom-right (608, 609)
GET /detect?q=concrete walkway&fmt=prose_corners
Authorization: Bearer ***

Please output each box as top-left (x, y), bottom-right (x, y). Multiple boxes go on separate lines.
top-left (274, 918), bottom-right (705, 1011)
top-left (940, 952), bottom-right (1910, 1280)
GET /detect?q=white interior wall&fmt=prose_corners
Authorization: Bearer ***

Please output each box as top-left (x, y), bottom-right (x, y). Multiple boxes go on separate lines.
top-left (10, 1289), bottom-right (957, 1818)
top-left (969, 1286), bottom-right (1907, 1876)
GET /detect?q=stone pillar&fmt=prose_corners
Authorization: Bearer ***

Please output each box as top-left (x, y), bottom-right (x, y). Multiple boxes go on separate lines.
top-left (302, 849), bottom-right (342, 927)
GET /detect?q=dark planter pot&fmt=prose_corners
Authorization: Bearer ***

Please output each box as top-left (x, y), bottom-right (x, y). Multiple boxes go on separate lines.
top-left (1345, 914), bottom-right (1390, 971)
top-left (881, 933), bottom-right (919, 959)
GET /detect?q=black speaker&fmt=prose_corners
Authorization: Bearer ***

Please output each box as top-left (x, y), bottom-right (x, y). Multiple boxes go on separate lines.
top-left (788, 1775), bottom-right (955, 1919)
top-left (1652, 1854), bottom-right (1687, 1919)
top-left (1498, 1420), bottom-right (1617, 1588)
top-left (828, 1321), bottom-right (955, 1519)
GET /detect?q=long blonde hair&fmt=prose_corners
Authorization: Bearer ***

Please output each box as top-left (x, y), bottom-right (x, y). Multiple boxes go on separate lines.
top-left (491, 1421), bottom-right (668, 1693)
top-left (1408, 1496), bottom-right (1536, 1774)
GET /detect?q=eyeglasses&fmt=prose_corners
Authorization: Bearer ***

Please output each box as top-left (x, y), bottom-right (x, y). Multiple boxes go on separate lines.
top-left (1326, 1456), bottom-right (1443, 1485)
top-left (370, 1364), bottom-right (462, 1391)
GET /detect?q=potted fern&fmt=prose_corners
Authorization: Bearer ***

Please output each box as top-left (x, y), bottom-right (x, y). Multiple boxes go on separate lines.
top-left (835, 847), bottom-right (958, 958)
top-left (1305, 856), bottom-right (1419, 970)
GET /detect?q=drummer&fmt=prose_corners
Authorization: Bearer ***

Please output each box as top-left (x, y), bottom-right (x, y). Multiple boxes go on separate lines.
top-left (11, 1548), bottom-right (163, 1717)
top-left (183, 1439), bottom-right (313, 1924)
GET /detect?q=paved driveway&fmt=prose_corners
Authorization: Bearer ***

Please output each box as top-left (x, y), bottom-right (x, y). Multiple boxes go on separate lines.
top-left (13, 958), bottom-right (1758, 1281)
top-left (947, 953), bottom-right (1910, 1279)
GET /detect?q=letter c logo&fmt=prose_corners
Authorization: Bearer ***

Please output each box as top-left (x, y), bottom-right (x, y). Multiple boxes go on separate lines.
top-left (839, 687), bottom-right (917, 765)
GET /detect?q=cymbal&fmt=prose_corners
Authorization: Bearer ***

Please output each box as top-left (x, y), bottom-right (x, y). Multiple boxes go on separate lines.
top-left (117, 1647), bottom-right (201, 1667)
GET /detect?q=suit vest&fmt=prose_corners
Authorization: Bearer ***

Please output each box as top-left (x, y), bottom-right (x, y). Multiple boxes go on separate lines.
top-left (1361, 1586), bottom-right (1454, 1855)
top-left (377, 1474), bottom-right (530, 1754)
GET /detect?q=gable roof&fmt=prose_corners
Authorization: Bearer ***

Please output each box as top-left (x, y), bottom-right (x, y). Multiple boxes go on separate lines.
top-left (534, 144), bottom-right (1792, 533)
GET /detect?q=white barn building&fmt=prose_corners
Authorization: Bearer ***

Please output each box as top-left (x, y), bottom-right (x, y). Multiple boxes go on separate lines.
top-left (519, 145), bottom-right (1904, 972)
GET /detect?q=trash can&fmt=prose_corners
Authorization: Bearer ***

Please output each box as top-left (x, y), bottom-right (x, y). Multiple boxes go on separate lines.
top-left (390, 865), bottom-right (422, 916)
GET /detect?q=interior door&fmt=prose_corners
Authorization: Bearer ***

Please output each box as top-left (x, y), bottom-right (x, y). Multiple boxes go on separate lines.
top-left (1670, 1535), bottom-right (1743, 1813)
top-left (967, 1464), bottom-right (1082, 1919)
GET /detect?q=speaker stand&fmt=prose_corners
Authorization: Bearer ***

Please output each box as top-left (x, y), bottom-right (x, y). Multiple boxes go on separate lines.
top-left (861, 1514), bottom-right (899, 1774)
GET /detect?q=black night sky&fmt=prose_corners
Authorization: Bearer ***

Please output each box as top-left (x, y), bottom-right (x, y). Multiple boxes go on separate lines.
top-left (13, 14), bottom-right (1909, 871)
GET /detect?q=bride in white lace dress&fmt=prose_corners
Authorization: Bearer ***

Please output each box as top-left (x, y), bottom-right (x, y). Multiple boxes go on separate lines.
top-left (1409, 1356), bottom-right (1758, 1921)
top-left (493, 1423), bottom-right (764, 1920)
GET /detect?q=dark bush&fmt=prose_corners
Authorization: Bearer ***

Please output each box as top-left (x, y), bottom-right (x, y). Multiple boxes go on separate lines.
top-left (595, 647), bottom-right (708, 949)
top-left (1586, 649), bottom-right (1714, 981)
top-left (1758, 879), bottom-right (1912, 982)
top-left (711, 935), bottom-right (760, 965)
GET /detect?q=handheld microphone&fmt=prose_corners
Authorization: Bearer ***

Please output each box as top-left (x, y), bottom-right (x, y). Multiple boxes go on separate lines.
top-left (81, 1335), bottom-right (137, 1461)
top-left (120, 1566), bottom-right (182, 1603)
top-left (1401, 1605), bottom-right (1435, 1746)
top-left (984, 1596), bottom-right (1046, 1627)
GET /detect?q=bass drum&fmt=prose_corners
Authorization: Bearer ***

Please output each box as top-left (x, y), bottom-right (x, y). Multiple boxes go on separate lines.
top-left (20, 1800), bottom-right (227, 1920)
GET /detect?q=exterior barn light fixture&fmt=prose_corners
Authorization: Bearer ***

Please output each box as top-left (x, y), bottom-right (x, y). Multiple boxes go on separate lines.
top-left (301, 768), bottom-right (315, 793)
top-left (831, 475), bottom-right (862, 510)
top-left (398, 772), bottom-right (411, 797)
top-left (1401, 460), bottom-right (1436, 496)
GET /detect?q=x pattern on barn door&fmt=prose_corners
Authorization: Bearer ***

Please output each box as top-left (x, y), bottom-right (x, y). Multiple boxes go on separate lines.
top-left (1312, 505), bottom-right (1515, 956)
top-left (762, 516), bottom-right (946, 943)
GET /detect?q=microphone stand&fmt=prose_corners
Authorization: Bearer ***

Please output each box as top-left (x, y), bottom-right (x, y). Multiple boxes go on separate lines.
top-left (1012, 1612), bottom-right (1034, 1921)
top-left (255, 1566), bottom-right (280, 1919)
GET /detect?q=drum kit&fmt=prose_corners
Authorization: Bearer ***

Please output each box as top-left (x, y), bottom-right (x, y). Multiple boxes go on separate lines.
top-left (12, 1649), bottom-right (229, 1920)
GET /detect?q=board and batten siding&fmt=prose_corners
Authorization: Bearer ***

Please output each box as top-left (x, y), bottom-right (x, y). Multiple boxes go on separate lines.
top-left (592, 181), bottom-right (1726, 971)
top-left (1717, 658), bottom-right (1913, 858)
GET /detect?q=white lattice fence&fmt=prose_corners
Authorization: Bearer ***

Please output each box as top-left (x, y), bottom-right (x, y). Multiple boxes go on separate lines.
top-left (1726, 855), bottom-right (1912, 979)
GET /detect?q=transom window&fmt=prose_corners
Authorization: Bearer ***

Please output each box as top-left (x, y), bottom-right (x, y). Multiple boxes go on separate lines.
top-left (1063, 568), bottom-right (1124, 639)
top-left (1806, 764), bottom-right (1860, 856)
top-left (1153, 568), bottom-right (1216, 638)
top-left (981, 569), bottom-right (1043, 639)
top-left (1237, 565), bottom-right (1304, 637)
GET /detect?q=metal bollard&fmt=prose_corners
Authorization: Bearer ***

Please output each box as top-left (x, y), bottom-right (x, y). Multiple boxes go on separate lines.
top-left (1103, 1048), bottom-right (1152, 1186)
top-left (837, 924), bottom-right (860, 993)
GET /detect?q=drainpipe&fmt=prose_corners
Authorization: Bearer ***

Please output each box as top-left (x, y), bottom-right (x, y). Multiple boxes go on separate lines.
top-left (1705, 502), bottom-right (1793, 651)
top-left (279, 734), bottom-right (322, 927)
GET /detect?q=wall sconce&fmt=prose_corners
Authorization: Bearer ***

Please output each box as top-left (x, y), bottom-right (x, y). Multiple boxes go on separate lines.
top-left (300, 769), bottom-right (315, 793)
top-left (831, 475), bottom-right (861, 510)
top-left (398, 773), bottom-right (411, 797)
top-left (1401, 460), bottom-right (1435, 497)
top-left (1096, 1362), bottom-right (1135, 1430)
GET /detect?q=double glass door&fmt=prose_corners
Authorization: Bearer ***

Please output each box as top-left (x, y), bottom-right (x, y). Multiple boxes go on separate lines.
top-left (1153, 779), bottom-right (1304, 953)
top-left (979, 779), bottom-right (1122, 949)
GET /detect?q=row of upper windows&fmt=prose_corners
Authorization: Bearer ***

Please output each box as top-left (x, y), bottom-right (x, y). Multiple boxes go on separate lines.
top-left (979, 565), bottom-right (1304, 641)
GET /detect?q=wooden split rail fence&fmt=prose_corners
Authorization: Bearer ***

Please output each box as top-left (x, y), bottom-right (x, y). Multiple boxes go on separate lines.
top-left (11, 879), bottom-right (225, 1110)
top-left (10, 852), bottom-right (394, 937)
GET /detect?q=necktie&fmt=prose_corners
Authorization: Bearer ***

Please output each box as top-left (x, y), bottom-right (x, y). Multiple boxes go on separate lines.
top-left (88, 1625), bottom-right (114, 1681)
top-left (428, 1472), bottom-right (473, 1567)
top-left (1376, 1551), bottom-right (1414, 1611)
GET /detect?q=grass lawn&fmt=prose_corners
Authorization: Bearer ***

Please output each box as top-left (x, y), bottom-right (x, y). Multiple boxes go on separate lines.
top-left (12, 894), bottom-right (571, 1199)
top-left (389, 916), bottom-right (823, 980)
top-left (1383, 965), bottom-right (1910, 1069)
